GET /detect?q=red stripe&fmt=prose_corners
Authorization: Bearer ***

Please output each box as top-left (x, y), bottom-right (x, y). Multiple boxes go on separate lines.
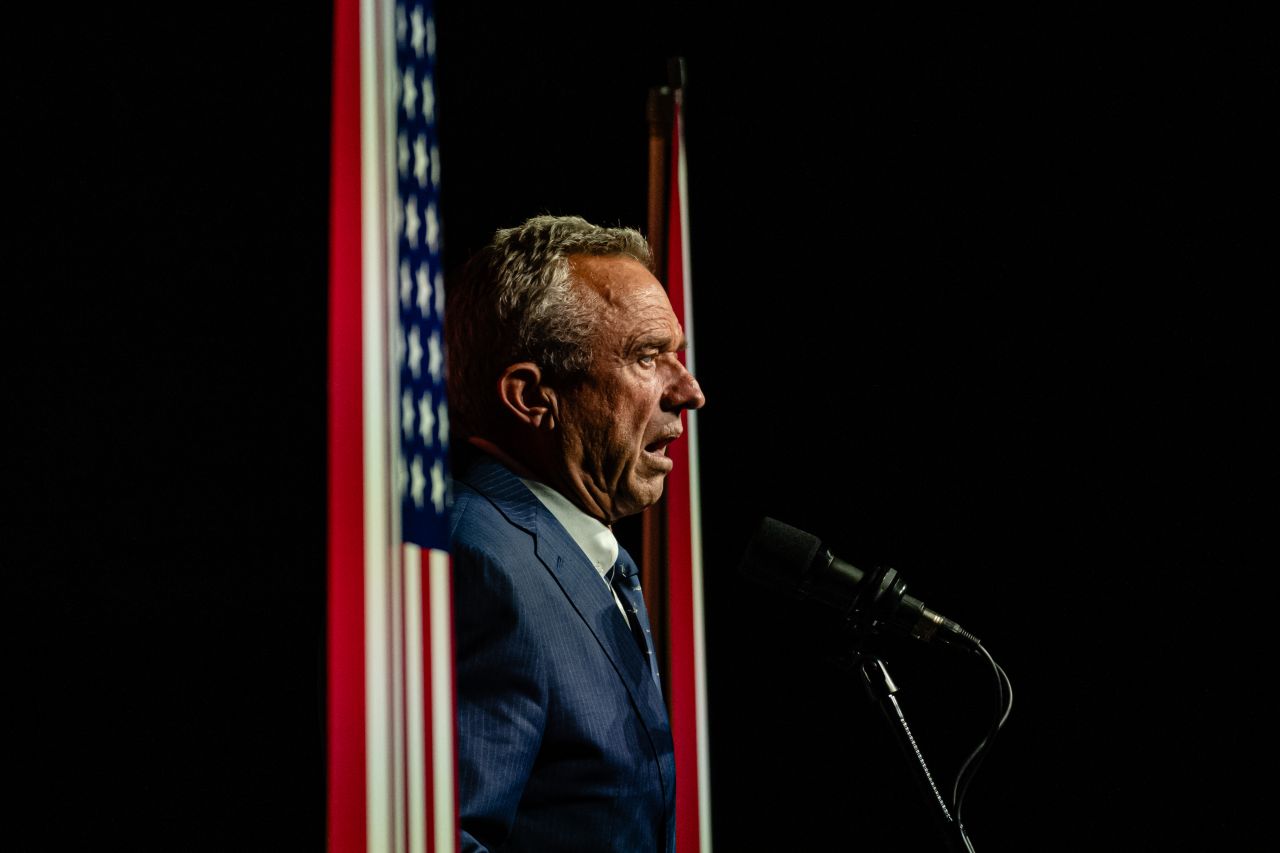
top-left (327, 0), bottom-right (365, 848)
top-left (664, 104), bottom-right (702, 853)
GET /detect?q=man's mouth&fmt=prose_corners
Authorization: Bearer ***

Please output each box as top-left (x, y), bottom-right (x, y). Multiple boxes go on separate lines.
top-left (644, 432), bottom-right (680, 456)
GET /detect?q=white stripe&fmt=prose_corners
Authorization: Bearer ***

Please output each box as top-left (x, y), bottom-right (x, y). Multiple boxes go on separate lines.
top-left (362, 0), bottom-right (394, 849)
top-left (404, 545), bottom-right (427, 853)
top-left (676, 90), bottom-right (713, 853)
top-left (429, 549), bottom-right (456, 853)
top-left (360, 4), bottom-right (391, 852)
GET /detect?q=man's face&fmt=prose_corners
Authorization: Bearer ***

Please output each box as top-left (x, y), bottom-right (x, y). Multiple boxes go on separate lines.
top-left (553, 255), bottom-right (705, 523)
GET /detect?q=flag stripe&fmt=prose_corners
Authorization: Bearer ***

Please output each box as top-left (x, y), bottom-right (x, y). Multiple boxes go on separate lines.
top-left (328, 0), bottom-right (367, 847)
top-left (428, 549), bottom-right (457, 853)
top-left (665, 92), bottom-right (713, 853)
top-left (405, 545), bottom-right (428, 853)
top-left (360, 0), bottom-right (395, 845)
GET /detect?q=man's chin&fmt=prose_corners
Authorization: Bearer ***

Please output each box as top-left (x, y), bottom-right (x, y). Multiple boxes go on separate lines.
top-left (614, 477), bottom-right (667, 521)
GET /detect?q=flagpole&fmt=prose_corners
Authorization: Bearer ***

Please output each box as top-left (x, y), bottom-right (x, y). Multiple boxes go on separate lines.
top-left (645, 56), bottom-right (713, 853)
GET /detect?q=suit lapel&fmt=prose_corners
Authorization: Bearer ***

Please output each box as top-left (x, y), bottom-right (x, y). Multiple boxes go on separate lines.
top-left (532, 520), bottom-right (662, 703)
top-left (458, 456), bottom-right (674, 794)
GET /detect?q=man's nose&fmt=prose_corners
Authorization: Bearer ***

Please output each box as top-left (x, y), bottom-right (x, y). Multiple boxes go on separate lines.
top-left (663, 359), bottom-right (705, 411)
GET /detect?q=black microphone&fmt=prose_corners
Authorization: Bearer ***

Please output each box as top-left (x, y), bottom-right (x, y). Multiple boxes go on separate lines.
top-left (739, 517), bottom-right (980, 649)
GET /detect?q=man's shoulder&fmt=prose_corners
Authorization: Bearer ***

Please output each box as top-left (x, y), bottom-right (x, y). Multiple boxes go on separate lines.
top-left (452, 454), bottom-right (523, 516)
top-left (449, 456), bottom-right (538, 556)
top-left (451, 481), bottom-right (516, 537)
top-left (453, 453), bottom-right (528, 504)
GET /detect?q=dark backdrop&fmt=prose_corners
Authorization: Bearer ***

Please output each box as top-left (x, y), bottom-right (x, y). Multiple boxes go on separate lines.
top-left (12, 4), bottom-right (1274, 850)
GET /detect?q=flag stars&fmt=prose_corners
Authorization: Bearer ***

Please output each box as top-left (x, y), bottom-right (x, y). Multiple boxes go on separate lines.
top-left (405, 195), bottom-right (420, 248)
top-left (400, 259), bottom-right (412, 307)
top-left (430, 459), bottom-right (445, 513)
top-left (393, 5), bottom-right (448, 541)
top-left (398, 132), bottom-right (410, 178)
top-left (427, 329), bottom-right (443, 382)
top-left (416, 263), bottom-right (432, 317)
top-left (414, 134), bottom-right (430, 188)
top-left (410, 5), bottom-right (427, 58)
top-left (408, 326), bottom-right (424, 378)
top-left (411, 455), bottom-right (426, 508)
top-left (421, 76), bottom-right (435, 122)
top-left (418, 390), bottom-right (436, 444)
top-left (402, 67), bottom-right (417, 118)
top-left (425, 202), bottom-right (439, 252)
top-left (401, 389), bottom-right (415, 438)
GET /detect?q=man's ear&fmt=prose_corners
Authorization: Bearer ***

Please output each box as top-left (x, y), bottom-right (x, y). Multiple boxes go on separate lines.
top-left (498, 362), bottom-right (557, 429)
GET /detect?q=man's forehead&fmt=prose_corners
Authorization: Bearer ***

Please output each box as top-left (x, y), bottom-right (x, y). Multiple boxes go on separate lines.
top-left (569, 255), bottom-right (683, 349)
top-left (569, 254), bottom-right (660, 304)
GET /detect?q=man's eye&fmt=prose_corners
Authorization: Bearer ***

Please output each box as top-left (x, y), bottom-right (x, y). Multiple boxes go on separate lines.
top-left (638, 354), bottom-right (657, 367)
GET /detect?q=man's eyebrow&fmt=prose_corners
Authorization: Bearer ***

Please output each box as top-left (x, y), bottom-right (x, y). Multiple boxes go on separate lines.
top-left (629, 333), bottom-right (688, 352)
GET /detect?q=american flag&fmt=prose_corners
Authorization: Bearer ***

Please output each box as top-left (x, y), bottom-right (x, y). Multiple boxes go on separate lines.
top-left (328, 0), bottom-right (456, 851)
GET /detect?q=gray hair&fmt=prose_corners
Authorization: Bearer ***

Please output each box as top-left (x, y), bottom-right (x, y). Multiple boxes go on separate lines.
top-left (445, 214), bottom-right (653, 439)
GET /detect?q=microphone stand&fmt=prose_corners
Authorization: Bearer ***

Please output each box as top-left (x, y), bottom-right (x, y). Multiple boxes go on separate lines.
top-left (854, 652), bottom-right (970, 852)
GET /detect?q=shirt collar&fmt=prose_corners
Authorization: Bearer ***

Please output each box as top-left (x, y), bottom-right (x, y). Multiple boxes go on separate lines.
top-left (518, 476), bottom-right (618, 580)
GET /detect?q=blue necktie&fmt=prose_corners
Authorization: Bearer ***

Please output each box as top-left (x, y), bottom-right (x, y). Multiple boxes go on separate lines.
top-left (606, 555), bottom-right (661, 689)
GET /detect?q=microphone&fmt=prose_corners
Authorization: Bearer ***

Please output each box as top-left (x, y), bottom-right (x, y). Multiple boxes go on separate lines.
top-left (738, 517), bottom-right (980, 649)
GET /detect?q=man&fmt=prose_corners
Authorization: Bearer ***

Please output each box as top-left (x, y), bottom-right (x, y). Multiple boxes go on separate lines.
top-left (446, 215), bottom-right (705, 852)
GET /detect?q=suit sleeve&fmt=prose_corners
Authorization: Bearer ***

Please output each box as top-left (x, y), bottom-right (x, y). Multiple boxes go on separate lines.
top-left (452, 536), bottom-right (548, 853)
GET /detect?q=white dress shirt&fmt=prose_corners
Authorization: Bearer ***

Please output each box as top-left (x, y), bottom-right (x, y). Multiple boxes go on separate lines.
top-left (518, 476), bottom-right (630, 621)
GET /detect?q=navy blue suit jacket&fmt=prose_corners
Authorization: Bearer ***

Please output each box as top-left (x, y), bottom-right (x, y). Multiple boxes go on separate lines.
top-left (451, 454), bottom-right (677, 853)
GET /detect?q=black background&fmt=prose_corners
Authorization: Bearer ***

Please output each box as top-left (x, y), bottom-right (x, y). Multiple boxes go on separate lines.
top-left (11, 3), bottom-right (1275, 850)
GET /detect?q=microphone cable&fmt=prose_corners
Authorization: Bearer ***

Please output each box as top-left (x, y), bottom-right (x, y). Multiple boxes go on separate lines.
top-left (951, 642), bottom-right (1013, 852)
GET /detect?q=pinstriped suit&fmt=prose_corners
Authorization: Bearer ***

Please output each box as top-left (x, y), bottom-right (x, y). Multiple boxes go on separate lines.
top-left (451, 454), bottom-right (676, 853)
